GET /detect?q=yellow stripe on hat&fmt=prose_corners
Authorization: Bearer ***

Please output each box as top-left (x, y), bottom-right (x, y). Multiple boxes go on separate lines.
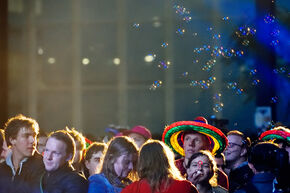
top-left (170, 131), bottom-right (185, 156)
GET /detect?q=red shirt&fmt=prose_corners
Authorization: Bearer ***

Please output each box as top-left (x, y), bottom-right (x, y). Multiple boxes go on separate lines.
top-left (175, 158), bottom-right (229, 190)
top-left (121, 179), bottom-right (198, 193)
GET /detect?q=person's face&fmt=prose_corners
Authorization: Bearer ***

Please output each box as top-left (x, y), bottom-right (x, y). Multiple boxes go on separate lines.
top-left (73, 141), bottom-right (83, 164)
top-left (187, 155), bottom-right (212, 184)
top-left (10, 127), bottom-right (37, 159)
top-left (43, 137), bottom-right (71, 172)
top-left (128, 133), bottom-right (146, 148)
top-left (284, 145), bottom-right (290, 163)
top-left (183, 133), bottom-right (209, 159)
top-left (224, 135), bottom-right (244, 162)
top-left (114, 153), bottom-right (134, 178)
top-left (85, 151), bottom-right (103, 176)
top-left (37, 136), bottom-right (47, 154)
top-left (215, 157), bottom-right (225, 172)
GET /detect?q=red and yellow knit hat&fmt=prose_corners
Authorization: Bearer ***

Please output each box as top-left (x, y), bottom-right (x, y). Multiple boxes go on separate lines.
top-left (259, 126), bottom-right (290, 146)
top-left (162, 117), bottom-right (228, 156)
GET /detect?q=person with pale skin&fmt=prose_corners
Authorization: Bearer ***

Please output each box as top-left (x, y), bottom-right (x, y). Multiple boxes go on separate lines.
top-left (0, 114), bottom-right (44, 193)
top-left (36, 130), bottom-right (88, 193)
top-left (37, 130), bottom-right (48, 155)
top-left (186, 151), bottom-right (228, 193)
top-left (88, 136), bottom-right (138, 193)
top-left (162, 117), bottom-right (229, 190)
top-left (84, 142), bottom-right (107, 177)
top-left (123, 125), bottom-right (152, 148)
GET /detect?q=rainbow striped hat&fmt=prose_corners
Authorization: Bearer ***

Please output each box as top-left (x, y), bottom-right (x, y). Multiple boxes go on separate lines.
top-left (259, 126), bottom-right (290, 146)
top-left (162, 117), bottom-right (228, 156)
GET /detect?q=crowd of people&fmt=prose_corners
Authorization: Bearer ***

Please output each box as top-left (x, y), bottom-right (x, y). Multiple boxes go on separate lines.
top-left (0, 114), bottom-right (289, 193)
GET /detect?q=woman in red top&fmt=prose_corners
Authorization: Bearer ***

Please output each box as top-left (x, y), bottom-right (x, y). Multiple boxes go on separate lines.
top-left (121, 140), bottom-right (198, 193)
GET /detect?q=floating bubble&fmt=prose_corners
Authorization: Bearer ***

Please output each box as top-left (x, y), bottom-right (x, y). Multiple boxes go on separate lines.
top-left (266, 120), bottom-right (275, 129)
top-left (133, 23), bottom-right (140, 28)
top-left (193, 32), bottom-right (198, 36)
top-left (271, 96), bottom-right (278, 103)
top-left (82, 58), bottom-right (90, 65)
top-left (250, 69), bottom-right (257, 76)
top-left (270, 39), bottom-right (279, 46)
top-left (176, 28), bottom-right (185, 35)
top-left (193, 59), bottom-right (199, 63)
top-left (37, 47), bottom-right (44, 55)
top-left (173, 4), bottom-right (192, 23)
top-left (48, 57), bottom-right (56, 64)
top-left (149, 80), bottom-right (162, 90)
top-left (158, 60), bottom-right (171, 69)
top-left (183, 16), bottom-right (192, 22)
top-left (210, 115), bottom-right (216, 119)
top-left (270, 28), bottom-right (280, 37)
top-left (213, 34), bottom-right (221, 40)
top-left (161, 42), bottom-right (169, 48)
top-left (264, 14), bottom-right (275, 24)
top-left (213, 103), bottom-right (224, 112)
top-left (182, 72), bottom-right (189, 77)
top-left (227, 82), bottom-right (237, 89)
top-left (242, 39), bottom-right (250, 46)
top-left (234, 122), bottom-right (238, 126)
top-left (236, 88), bottom-right (244, 95)
top-left (222, 16), bottom-right (229, 21)
top-left (194, 100), bottom-right (199, 104)
top-left (252, 79), bottom-right (260, 86)
top-left (144, 53), bottom-right (156, 63)
top-left (207, 27), bottom-right (213, 31)
top-left (190, 77), bottom-right (216, 89)
top-left (213, 93), bottom-right (222, 100)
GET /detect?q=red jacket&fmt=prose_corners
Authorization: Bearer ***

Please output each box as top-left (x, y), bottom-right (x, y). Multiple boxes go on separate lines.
top-left (121, 179), bottom-right (198, 193)
top-left (175, 158), bottom-right (229, 190)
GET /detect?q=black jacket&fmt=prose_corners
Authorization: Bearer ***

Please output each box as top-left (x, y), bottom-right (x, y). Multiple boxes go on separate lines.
top-left (0, 152), bottom-right (45, 193)
top-left (35, 163), bottom-right (88, 193)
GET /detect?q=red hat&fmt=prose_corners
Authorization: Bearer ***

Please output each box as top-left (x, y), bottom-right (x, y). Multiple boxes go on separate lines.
top-left (123, 125), bottom-right (152, 139)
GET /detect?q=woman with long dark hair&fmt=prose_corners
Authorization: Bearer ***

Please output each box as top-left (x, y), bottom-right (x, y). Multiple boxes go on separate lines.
top-left (121, 140), bottom-right (198, 193)
top-left (88, 136), bottom-right (138, 193)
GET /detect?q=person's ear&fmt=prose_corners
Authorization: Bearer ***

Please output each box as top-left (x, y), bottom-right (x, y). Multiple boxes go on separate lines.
top-left (240, 147), bottom-right (247, 157)
top-left (66, 153), bottom-right (73, 162)
top-left (10, 137), bottom-right (16, 146)
top-left (84, 160), bottom-right (90, 169)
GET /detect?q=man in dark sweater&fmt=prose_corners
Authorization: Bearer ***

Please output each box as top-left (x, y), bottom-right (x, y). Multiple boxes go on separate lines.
top-left (0, 114), bottom-right (44, 193)
top-left (36, 130), bottom-right (88, 193)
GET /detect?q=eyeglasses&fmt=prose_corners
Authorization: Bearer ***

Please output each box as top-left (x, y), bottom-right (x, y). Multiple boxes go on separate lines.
top-left (227, 142), bottom-right (243, 148)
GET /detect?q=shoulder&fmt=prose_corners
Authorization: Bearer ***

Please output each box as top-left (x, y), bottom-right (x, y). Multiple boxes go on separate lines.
top-left (212, 185), bottom-right (228, 193)
top-left (170, 179), bottom-right (198, 193)
top-left (89, 173), bottom-right (108, 183)
top-left (121, 180), bottom-right (151, 193)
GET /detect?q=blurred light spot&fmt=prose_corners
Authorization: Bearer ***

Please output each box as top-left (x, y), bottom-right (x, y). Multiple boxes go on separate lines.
top-left (37, 47), bottom-right (44, 55)
top-left (144, 54), bottom-right (156, 63)
top-left (113, 58), bottom-right (121, 65)
top-left (48, 57), bottom-right (56, 64)
top-left (82, 58), bottom-right (90, 66)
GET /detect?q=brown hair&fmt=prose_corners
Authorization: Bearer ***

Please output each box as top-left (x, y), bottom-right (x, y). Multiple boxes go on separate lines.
top-left (101, 136), bottom-right (138, 188)
top-left (138, 140), bottom-right (184, 192)
top-left (49, 130), bottom-right (76, 164)
top-left (4, 114), bottom-right (39, 146)
top-left (65, 127), bottom-right (86, 151)
top-left (84, 142), bottom-right (107, 161)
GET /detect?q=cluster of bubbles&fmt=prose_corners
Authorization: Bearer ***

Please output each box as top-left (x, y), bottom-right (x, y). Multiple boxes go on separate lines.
top-left (226, 82), bottom-right (244, 95)
top-left (173, 4), bottom-right (192, 23)
top-left (176, 28), bottom-right (186, 35)
top-left (213, 93), bottom-right (224, 112)
top-left (193, 45), bottom-right (244, 58)
top-left (235, 26), bottom-right (256, 37)
top-left (266, 120), bottom-right (276, 129)
top-left (158, 60), bottom-right (171, 69)
top-left (202, 59), bottom-right (216, 71)
top-left (149, 80), bottom-right (162, 90)
top-left (273, 67), bottom-right (286, 74)
top-left (264, 14), bottom-right (275, 24)
top-left (161, 42), bottom-right (169, 48)
top-left (190, 76), bottom-right (216, 89)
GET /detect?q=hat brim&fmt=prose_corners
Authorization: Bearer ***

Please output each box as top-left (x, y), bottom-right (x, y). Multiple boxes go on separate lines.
top-left (162, 121), bottom-right (228, 156)
top-left (260, 130), bottom-right (290, 145)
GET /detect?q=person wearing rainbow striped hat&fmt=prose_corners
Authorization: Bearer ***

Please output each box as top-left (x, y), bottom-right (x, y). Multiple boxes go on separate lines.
top-left (259, 126), bottom-right (290, 163)
top-left (162, 116), bottom-right (229, 190)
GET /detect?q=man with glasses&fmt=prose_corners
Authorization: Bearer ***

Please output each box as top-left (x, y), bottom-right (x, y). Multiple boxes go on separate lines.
top-left (224, 130), bottom-right (253, 193)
